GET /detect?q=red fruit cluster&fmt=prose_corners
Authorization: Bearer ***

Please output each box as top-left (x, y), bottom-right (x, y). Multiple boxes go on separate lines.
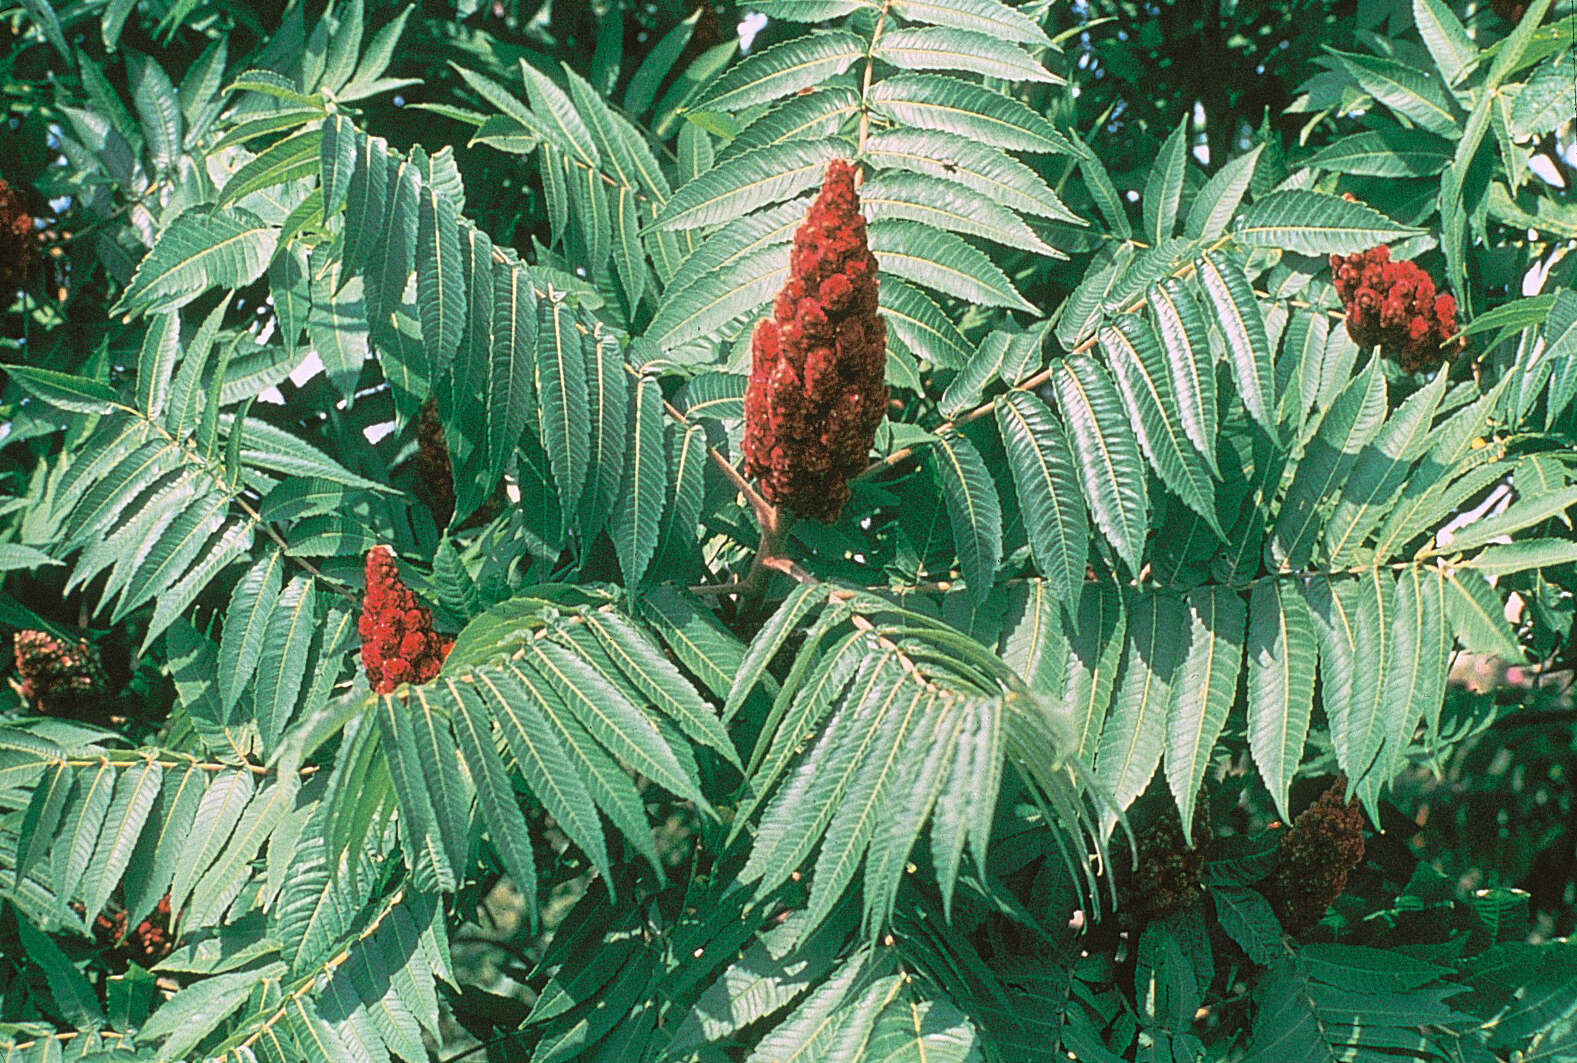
top-left (416, 398), bottom-right (456, 528)
top-left (1490, 0), bottom-right (1527, 21)
top-left (11, 630), bottom-right (107, 716)
top-left (91, 895), bottom-right (175, 967)
top-left (1265, 779), bottom-right (1366, 933)
top-left (743, 160), bottom-right (888, 522)
top-left (0, 179), bottom-right (37, 296)
top-left (1330, 246), bottom-right (1464, 372)
top-left (359, 547), bottom-right (452, 694)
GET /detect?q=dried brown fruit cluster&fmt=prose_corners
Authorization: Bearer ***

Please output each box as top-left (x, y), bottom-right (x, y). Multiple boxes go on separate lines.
top-left (743, 159), bottom-right (888, 522)
top-left (1330, 246), bottom-right (1464, 372)
top-left (0, 179), bottom-right (37, 296)
top-left (416, 398), bottom-right (457, 528)
top-left (1490, 0), bottom-right (1528, 21)
top-left (11, 630), bottom-right (108, 716)
top-left (1265, 778), bottom-right (1366, 934)
top-left (359, 547), bottom-right (452, 694)
top-left (1125, 803), bottom-right (1210, 922)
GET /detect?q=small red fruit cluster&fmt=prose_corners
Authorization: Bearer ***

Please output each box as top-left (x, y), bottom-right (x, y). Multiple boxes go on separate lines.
top-left (1330, 246), bottom-right (1464, 372)
top-left (0, 179), bottom-right (37, 296)
top-left (11, 630), bottom-right (108, 716)
top-left (1265, 778), bottom-right (1366, 934)
top-left (76, 894), bottom-right (175, 968)
top-left (743, 159), bottom-right (888, 522)
top-left (359, 547), bottom-right (452, 694)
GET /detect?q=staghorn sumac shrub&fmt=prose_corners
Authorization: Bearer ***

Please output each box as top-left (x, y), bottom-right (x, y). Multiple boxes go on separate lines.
top-left (2, 1), bottom-right (1575, 1059)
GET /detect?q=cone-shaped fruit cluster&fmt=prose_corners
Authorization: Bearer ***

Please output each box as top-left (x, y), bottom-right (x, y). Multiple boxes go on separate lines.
top-left (359, 547), bottom-right (452, 694)
top-left (12, 630), bottom-right (107, 716)
top-left (1266, 778), bottom-right (1366, 933)
top-left (416, 398), bottom-right (456, 528)
top-left (743, 160), bottom-right (887, 521)
top-left (0, 179), bottom-right (36, 296)
top-left (1330, 246), bottom-right (1464, 372)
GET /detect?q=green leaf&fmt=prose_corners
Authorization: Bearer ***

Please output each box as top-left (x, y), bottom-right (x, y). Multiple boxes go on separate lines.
top-left (15, 918), bottom-right (105, 1029)
top-left (6, 365), bottom-right (122, 414)
top-left (880, 277), bottom-right (972, 369)
top-left (860, 171), bottom-right (1061, 256)
top-left (727, 582), bottom-right (827, 721)
top-left (868, 219), bottom-right (1035, 313)
top-left (54, 761), bottom-right (115, 913)
top-left (1143, 116), bottom-right (1188, 245)
top-left (1184, 144), bottom-right (1263, 240)
top-left (1101, 316), bottom-right (1221, 536)
top-left (1165, 586), bottom-right (1245, 840)
top-left (377, 694), bottom-right (456, 891)
top-left (114, 207), bottom-right (278, 316)
top-left (863, 128), bottom-right (1077, 221)
top-left (170, 770), bottom-right (254, 917)
top-left (445, 683), bottom-right (536, 918)
top-left (1438, 484), bottom-right (1577, 554)
top-left (129, 52), bottom-right (181, 171)
top-left (1329, 49), bottom-right (1460, 136)
top-left (1463, 537), bottom-right (1577, 576)
top-left (1270, 360), bottom-right (1387, 570)
top-left (408, 692), bottom-right (475, 879)
top-left (1305, 128), bottom-right (1453, 177)
top-left (932, 429), bottom-right (1003, 603)
top-left (1510, 51), bottom-right (1577, 139)
top-left (1234, 190), bottom-right (1423, 255)
top-left (610, 375), bottom-right (666, 586)
top-left (1052, 353), bottom-right (1149, 573)
top-left (866, 72), bottom-right (1078, 155)
top-left (580, 327), bottom-right (630, 541)
top-left (1344, 568), bottom-right (1395, 794)
top-left (80, 761), bottom-right (163, 921)
top-left (218, 548), bottom-right (284, 717)
top-left (478, 664), bottom-right (613, 882)
top-left (1095, 592), bottom-right (1187, 829)
top-left (528, 640), bottom-right (708, 809)
top-left (874, 27), bottom-right (1060, 84)
top-left (536, 294), bottom-right (591, 514)
top-left (625, 9), bottom-right (699, 114)
top-left (1196, 251), bottom-right (1277, 440)
top-left (652, 139), bottom-right (846, 230)
top-left (1147, 278), bottom-right (1220, 473)
top-left (254, 576), bottom-right (317, 749)
top-left (996, 390), bottom-right (1088, 610)
top-left (417, 178), bottom-right (466, 378)
top-left (1324, 366), bottom-right (1448, 564)
top-left (1413, 0), bottom-right (1477, 86)
top-left (891, 0), bottom-right (1051, 45)
top-left (1246, 579), bottom-right (1317, 822)
top-left (583, 610), bottom-right (739, 767)
top-left (647, 240), bottom-right (790, 349)
top-left (1440, 570), bottom-right (1521, 660)
top-left (219, 127), bottom-right (321, 206)
top-left (700, 30), bottom-right (864, 111)
top-left (1382, 566), bottom-right (1448, 760)
top-left (487, 262), bottom-right (538, 488)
